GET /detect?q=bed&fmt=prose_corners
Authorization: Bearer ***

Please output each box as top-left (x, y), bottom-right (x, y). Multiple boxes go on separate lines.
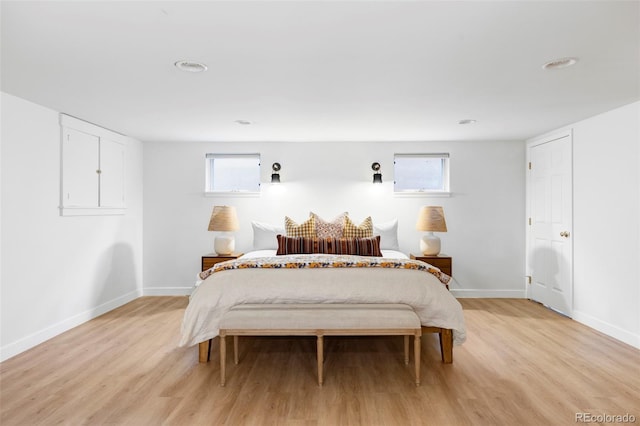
top-left (180, 249), bottom-right (466, 352)
top-left (180, 214), bottom-right (466, 368)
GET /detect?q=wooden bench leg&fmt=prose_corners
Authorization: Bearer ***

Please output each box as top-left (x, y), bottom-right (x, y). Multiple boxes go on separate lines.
top-left (220, 333), bottom-right (226, 386)
top-left (199, 339), bottom-right (211, 363)
top-left (317, 335), bottom-right (324, 387)
top-left (404, 335), bottom-right (410, 365)
top-left (439, 329), bottom-right (453, 364)
top-left (414, 334), bottom-right (421, 386)
top-left (233, 336), bottom-right (239, 365)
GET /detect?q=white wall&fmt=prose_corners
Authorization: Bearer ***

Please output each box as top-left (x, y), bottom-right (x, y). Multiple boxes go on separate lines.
top-left (143, 140), bottom-right (525, 297)
top-left (0, 92), bottom-right (144, 361)
top-left (570, 101), bottom-right (639, 348)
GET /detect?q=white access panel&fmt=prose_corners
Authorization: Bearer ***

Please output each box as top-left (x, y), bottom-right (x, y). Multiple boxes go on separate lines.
top-left (99, 138), bottom-right (125, 208)
top-left (59, 114), bottom-right (126, 215)
top-left (62, 128), bottom-right (99, 208)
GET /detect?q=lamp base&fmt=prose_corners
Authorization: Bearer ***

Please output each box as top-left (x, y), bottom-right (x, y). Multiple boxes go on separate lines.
top-left (214, 235), bottom-right (235, 255)
top-left (420, 232), bottom-right (441, 256)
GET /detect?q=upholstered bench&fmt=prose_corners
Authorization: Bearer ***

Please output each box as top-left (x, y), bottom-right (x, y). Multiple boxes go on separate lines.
top-left (216, 303), bottom-right (422, 386)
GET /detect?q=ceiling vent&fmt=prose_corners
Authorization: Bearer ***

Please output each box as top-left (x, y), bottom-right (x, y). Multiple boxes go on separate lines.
top-left (458, 119), bottom-right (477, 125)
top-left (542, 57), bottom-right (578, 70)
top-left (174, 60), bottom-right (208, 73)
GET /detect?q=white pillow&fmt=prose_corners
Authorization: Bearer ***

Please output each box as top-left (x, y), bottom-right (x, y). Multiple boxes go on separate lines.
top-left (373, 219), bottom-right (400, 251)
top-left (252, 221), bottom-right (285, 250)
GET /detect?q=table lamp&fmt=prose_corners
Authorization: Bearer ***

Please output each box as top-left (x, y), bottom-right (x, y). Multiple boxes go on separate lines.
top-left (416, 206), bottom-right (447, 255)
top-left (208, 206), bottom-right (240, 255)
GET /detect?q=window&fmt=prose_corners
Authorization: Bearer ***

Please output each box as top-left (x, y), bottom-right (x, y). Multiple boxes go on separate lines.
top-left (205, 154), bottom-right (261, 194)
top-left (394, 154), bottom-right (450, 195)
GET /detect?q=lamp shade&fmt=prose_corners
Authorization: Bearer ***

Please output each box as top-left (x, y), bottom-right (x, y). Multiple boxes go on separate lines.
top-left (208, 206), bottom-right (240, 232)
top-left (416, 206), bottom-right (447, 232)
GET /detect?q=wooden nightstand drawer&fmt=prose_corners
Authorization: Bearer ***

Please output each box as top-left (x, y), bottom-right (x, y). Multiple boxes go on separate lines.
top-left (202, 253), bottom-right (244, 272)
top-left (410, 254), bottom-right (452, 276)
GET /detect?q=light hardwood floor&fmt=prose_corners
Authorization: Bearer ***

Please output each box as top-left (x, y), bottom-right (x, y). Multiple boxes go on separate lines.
top-left (1, 297), bottom-right (638, 425)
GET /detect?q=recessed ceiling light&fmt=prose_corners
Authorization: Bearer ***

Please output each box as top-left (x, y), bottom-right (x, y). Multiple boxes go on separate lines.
top-left (174, 60), bottom-right (208, 73)
top-left (235, 120), bottom-right (253, 125)
top-left (542, 57), bottom-right (578, 70)
top-left (458, 119), bottom-right (477, 125)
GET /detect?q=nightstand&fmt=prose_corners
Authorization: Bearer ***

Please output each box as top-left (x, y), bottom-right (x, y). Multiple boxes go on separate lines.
top-left (410, 254), bottom-right (452, 276)
top-left (201, 253), bottom-right (244, 272)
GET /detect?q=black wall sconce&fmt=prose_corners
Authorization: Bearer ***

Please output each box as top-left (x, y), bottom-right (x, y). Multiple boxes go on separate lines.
top-left (372, 162), bottom-right (382, 184)
top-left (271, 162), bottom-right (281, 183)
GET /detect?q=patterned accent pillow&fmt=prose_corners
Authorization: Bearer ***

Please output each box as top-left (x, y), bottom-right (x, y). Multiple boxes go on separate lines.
top-left (343, 216), bottom-right (373, 238)
top-left (285, 216), bottom-right (316, 238)
top-left (335, 236), bottom-right (382, 257)
top-left (276, 235), bottom-right (382, 257)
top-left (310, 211), bottom-right (347, 239)
top-left (276, 235), bottom-right (322, 255)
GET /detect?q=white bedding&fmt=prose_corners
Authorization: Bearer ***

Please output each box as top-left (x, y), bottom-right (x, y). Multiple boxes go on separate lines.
top-left (240, 249), bottom-right (409, 260)
top-left (181, 251), bottom-right (466, 347)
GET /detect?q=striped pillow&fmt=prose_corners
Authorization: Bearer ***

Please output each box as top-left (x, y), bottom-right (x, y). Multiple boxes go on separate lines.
top-left (343, 216), bottom-right (373, 238)
top-left (334, 236), bottom-right (382, 257)
top-left (285, 216), bottom-right (316, 238)
top-left (276, 235), bottom-right (382, 257)
top-left (276, 235), bottom-right (324, 255)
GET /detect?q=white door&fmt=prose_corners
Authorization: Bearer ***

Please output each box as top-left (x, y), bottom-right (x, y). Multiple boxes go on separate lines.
top-left (528, 132), bottom-right (573, 316)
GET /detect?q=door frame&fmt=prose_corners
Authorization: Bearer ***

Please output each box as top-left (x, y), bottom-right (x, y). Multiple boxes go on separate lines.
top-left (525, 128), bottom-right (574, 314)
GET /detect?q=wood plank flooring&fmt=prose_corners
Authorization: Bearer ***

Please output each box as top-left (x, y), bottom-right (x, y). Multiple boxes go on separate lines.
top-left (1, 297), bottom-right (638, 425)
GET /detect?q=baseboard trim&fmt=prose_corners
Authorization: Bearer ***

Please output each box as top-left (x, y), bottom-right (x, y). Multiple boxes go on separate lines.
top-left (143, 287), bottom-right (193, 296)
top-left (0, 289), bottom-right (142, 362)
top-left (572, 310), bottom-right (640, 350)
top-left (451, 289), bottom-right (526, 298)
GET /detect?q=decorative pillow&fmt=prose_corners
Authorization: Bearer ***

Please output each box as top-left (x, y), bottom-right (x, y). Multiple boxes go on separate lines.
top-left (343, 216), bottom-right (373, 238)
top-left (373, 218), bottom-right (400, 251)
top-left (310, 211), bottom-right (347, 239)
top-left (285, 216), bottom-right (316, 238)
top-left (334, 236), bottom-right (382, 257)
top-left (276, 235), bottom-right (323, 255)
top-left (252, 221), bottom-right (286, 250)
top-left (276, 235), bottom-right (382, 257)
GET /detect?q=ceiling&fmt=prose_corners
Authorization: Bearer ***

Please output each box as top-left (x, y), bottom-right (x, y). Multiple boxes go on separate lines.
top-left (2, 1), bottom-right (639, 143)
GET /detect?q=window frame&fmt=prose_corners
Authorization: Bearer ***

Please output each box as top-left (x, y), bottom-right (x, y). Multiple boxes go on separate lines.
top-left (393, 153), bottom-right (451, 197)
top-left (204, 153), bottom-right (261, 197)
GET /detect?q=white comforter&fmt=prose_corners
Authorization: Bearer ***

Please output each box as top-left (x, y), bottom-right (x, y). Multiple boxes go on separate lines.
top-left (180, 253), bottom-right (466, 347)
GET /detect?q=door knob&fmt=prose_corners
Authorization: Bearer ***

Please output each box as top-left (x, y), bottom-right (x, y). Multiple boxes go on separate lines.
top-left (560, 231), bottom-right (570, 238)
